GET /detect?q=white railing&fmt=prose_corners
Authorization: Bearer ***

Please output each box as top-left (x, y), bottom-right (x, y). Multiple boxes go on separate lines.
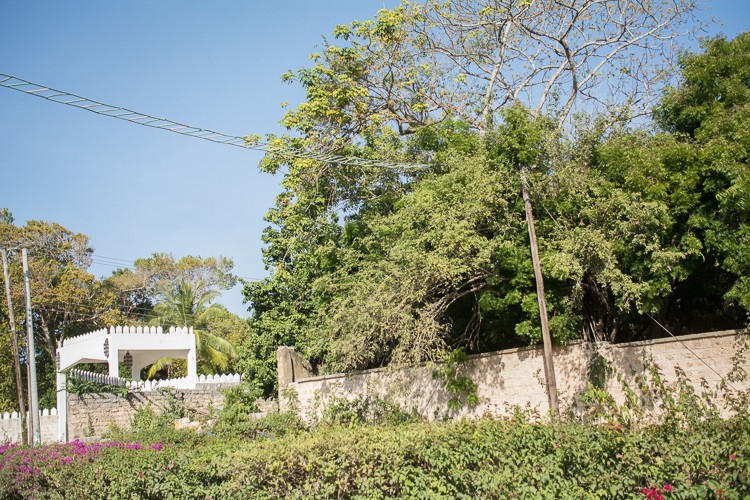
top-left (198, 373), bottom-right (243, 384)
top-left (68, 369), bottom-right (242, 392)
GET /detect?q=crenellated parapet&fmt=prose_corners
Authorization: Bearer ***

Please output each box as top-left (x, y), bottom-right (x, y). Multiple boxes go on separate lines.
top-left (60, 327), bottom-right (109, 347)
top-left (61, 325), bottom-right (195, 347)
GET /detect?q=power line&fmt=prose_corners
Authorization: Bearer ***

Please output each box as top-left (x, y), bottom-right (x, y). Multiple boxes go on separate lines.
top-left (88, 256), bottom-right (265, 283)
top-left (92, 254), bottom-right (136, 264)
top-left (646, 313), bottom-right (739, 392)
top-left (0, 72), bottom-right (429, 172)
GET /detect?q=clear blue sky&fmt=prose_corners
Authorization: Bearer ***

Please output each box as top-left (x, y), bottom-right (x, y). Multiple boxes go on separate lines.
top-left (1, 1), bottom-right (748, 317)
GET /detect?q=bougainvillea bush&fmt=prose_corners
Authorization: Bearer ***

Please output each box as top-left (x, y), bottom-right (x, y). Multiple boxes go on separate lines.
top-left (1, 412), bottom-right (749, 499)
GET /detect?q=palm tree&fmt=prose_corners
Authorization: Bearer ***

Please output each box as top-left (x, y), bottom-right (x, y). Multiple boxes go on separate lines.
top-left (146, 279), bottom-right (237, 377)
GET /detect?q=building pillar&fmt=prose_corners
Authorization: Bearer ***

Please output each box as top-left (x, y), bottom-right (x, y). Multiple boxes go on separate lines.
top-left (108, 350), bottom-right (119, 378)
top-left (186, 348), bottom-right (197, 388)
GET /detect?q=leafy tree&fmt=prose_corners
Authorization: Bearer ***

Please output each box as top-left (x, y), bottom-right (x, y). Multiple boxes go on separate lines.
top-left (0, 216), bottom-right (121, 407)
top-left (656, 32), bottom-right (750, 313)
top-left (241, 1), bottom-right (707, 395)
top-left (0, 324), bottom-right (17, 413)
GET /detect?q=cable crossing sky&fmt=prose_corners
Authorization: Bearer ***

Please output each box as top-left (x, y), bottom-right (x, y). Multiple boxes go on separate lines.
top-left (0, 72), bottom-right (428, 171)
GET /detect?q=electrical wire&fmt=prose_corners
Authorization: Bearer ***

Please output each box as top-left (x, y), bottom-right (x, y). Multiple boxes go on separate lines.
top-left (91, 255), bottom-right (136, 265)
top-left (0, 72), bottom-right (430, 172)
top-left (645, 313), bottom-right (740, 391)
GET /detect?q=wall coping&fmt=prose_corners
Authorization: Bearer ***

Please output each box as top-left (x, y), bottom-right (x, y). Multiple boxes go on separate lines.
top-left (291, 329), bottom-right (745, 386)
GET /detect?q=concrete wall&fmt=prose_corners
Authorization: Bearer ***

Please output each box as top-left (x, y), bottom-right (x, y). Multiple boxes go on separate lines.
top-left (279, 330), bottom-right (750, 422)
top-left (1, 410), bottom-right (61, 444)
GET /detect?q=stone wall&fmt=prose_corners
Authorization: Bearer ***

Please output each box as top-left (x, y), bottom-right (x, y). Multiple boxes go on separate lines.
top-left (66, 383), bottom-right (237, 440)
top-left (279, 330), bottom-right (750, 422)
top-left (0, 382), bottom-right (240, 444)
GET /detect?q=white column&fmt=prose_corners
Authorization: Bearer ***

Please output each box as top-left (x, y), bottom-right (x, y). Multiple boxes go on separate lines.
top-left (186, 347), bottom-right (197, 389)
top-left (56, 371), bottom-right (67, 443)
top-left (108, 350), bottom-right (119, 377)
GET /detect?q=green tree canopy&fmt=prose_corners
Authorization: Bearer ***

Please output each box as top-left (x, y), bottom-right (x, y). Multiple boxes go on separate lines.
top-left (242, 3), bottom-right (747, 397)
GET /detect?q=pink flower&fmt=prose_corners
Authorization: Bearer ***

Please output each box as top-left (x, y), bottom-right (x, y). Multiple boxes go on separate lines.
top-left (664, 484), bottom-right (673, 492)
top-left (730, 454), bottom-right (736, 461)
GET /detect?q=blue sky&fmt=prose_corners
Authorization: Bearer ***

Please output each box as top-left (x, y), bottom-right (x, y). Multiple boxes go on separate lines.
top-left (0, 1), bottom-right (748, 318)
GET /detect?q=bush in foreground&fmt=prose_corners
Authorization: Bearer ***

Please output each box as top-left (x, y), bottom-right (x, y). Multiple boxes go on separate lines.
top-left (1, 411), bottom-right (749, 499)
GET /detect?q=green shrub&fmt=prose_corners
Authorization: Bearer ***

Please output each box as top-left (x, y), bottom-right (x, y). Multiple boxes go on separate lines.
top-left (3, 357), bottom-right (750, 498)
top-left (214, 411), bottom-right (304, 440)
top-left (2, 412), bottom-right (749, 499)
top-left (318, 395), bottom-right (421, 427)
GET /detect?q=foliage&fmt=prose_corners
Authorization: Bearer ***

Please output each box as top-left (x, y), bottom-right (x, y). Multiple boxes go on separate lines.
top-left (4, 357), bottom-right (750, 497)
top-left (145, 279), bottom-right (239, 377)
top-left (432, 348), bottom-right (479, 410)
top-left (0, 331), bottom-right (16, 413)
top-left (213, 411), bottom-right (304, 441)
top-left (112, 253), bottom-right (237, 305)
top-left (241, 28), bottom-right (750, 393)
top-left (103, 390), bottom-right (199, 447)
top-left (65, 375), bottom-right (128, 398)
top-left (318, 395), bottom-right (420, 427)
top-left (2, 409), bottom-right (749, 498)
top-left (657, 32), bottom-right (750, 313)
top-left (211, 382), bottom-right (263, 431)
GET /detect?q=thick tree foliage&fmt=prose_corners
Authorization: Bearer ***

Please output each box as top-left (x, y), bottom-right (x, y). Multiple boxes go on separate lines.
top-left (242, 0), bottom-right (748, 396)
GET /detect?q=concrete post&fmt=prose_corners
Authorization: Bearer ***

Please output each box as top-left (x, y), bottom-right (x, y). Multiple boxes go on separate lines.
top-left (186, 347), bottom-right (197, 388)
top-left (277, 346), bottom-right (314, 386)
top-left (108, 350), bottom-right (119, 378)
top-left (130, 362), bottom-right (143, 381)
top-left (56, 371), bottom-right (67, 443)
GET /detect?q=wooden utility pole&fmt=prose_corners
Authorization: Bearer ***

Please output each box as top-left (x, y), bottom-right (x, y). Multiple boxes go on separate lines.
top-left (520, 169), bottom-right (559, 414)
top-left (21, 248), bottom-right (41, 445)
top-left (1, 248), bottom-right (28, 444)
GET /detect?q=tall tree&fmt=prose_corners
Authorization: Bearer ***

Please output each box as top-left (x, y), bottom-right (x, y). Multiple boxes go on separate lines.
top-left (655, 32), bottom-right (750, 318)
top-left (243, 0), bottom-right (704, 393)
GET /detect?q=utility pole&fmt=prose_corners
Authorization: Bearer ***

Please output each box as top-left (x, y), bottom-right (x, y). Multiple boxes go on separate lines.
top-left (21, 248), bottom-right (40, 445)
top-left (520, 169), bottom-right (559, 414)
top-left (1, 248), bottom-right (28, 445)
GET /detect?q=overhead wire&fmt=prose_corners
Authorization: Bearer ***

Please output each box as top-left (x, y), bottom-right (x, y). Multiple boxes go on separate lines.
top-left (0, 72), bottom-right (430, 172)
top-left (646, 313), bottom-right (740, 392)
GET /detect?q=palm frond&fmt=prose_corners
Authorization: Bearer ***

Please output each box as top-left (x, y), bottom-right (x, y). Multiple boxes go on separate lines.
top-left (147, 356), bottom-right (179, 378)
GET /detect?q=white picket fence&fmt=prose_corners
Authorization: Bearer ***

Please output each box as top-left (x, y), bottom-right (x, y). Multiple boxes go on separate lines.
top-left (1, 408), bottom-right (58, 420)
top-left (68, 369), bottom-right (242, 392)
